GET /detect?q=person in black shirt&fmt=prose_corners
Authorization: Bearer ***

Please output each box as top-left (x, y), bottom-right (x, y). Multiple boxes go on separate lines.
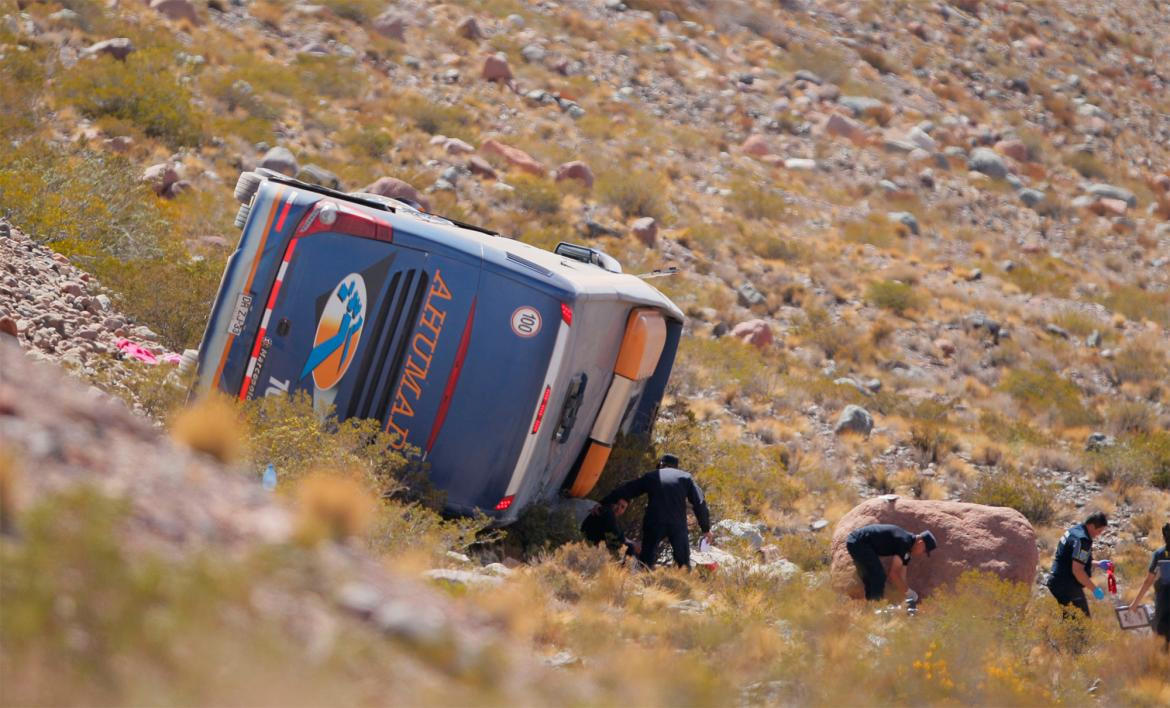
top-left (1046, 511), bottom-right (1109, 618)
top-left (845, 523), bottom-right (937, 602)
top-left (1127, 522), bottom-right (1170, 641)
top-left (600, 454), bottom-right (712, 569)
top-left (581, 498), bottom-right (640, 558)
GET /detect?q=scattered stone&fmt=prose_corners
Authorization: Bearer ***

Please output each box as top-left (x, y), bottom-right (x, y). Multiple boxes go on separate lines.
top-left (444, 138), bottom-right (475, 155)
top-left (456, 16), bottom-right (482, 40)
top-left (467, 156), bottom-right (497, 180)
top-left (297, 164), bottom-right (341, 190)
top-left (887, 211), bottom-right (920, 236)
top-left (520, 44), bottom-right (545, 63)
top-left (482, 53), bottom-right (512, 83)
top-left (714, 519), bottom-right (765, 549)
top-left (794, 69), bottom-right (823, 85)
top-left (784, 158), bottom-right (817, 171)
top-left (372, 11), bottom-right (407, 41)
top-left (1086, 183), bottom-right (1137, 208)
top-left (1045, 323), bottom-right (1070, 339)
top-left (811, 519), bottom-right (830, 532)
top-left (995, 139), bottom-right (1030, 163)
top-left (736, 282), bottom-right (767, 308)
top-left (481, 139), bottom-right (544, 176)
top-left (742, 134), bottom-right (772, 157)
top-left (259, 146), bottom-right (298, 177)
top-left (834, 405), bottom-right (873, 436)
top-left (831, 497), bottom-right (1038, 599)
top-left (83, 37), bottom-right (134, 61)
top-left (968, 147), bottom-right (1008, 179)
top-left (933, 338), bottom-right (955, 357)
top-left (360, 177), bottom-right (430, 211)
top-left (838, 96), bottom-right (888, 122)
top-left (422, 568), bottom-right (504, 588)
top-left (824, 112), bottom-right (868, 145)
top-left (1086, 330), bottom-right (1102, 348)
top-left (630, 217), bottom-right (657, 247)
top-left (730, 319), bottom-right (773, 349)
top-left (150, 0), bottom-right (199, 24)
top-left (142, 163), bottom-right (180, 197)
top-left (1085, 432), bottom-right (1116, 452)
top-left (1018, 188), bottom-right (1045, 208)
top-left (554, 161), bottom-right (594, 188)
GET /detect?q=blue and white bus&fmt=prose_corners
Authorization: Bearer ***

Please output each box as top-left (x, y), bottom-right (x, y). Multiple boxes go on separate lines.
top-left (195, 169), bottom-right (684, 523)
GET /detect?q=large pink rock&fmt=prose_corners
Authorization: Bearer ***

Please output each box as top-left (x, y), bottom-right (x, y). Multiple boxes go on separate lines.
top-left (361, 177), bottom-right (431, 212)
top-left (731, 319), bottom-right (774, 349)
top-left (481, 139), bottom-right (544, 176)
top-left (830, 497), bottom-right (1038, 600)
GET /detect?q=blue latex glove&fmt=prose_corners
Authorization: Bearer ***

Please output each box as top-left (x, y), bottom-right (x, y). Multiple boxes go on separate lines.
top-left (1093, 587), bottom-right (1106, 600)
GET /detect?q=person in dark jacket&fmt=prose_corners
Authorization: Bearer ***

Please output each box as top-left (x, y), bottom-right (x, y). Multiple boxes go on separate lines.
top-left (1127, 522), bottom-right (1170, 642)
top-left (600, 454), bottom-right (712, 569)
top-left (845, 524), bottom-right (937, 602)
top-left (581, 498), bottom-right (640, 558)
top-left (1046, 511), bottom-right (1109, 618)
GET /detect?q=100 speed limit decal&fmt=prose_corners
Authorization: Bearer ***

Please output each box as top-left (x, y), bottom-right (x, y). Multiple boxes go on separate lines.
top-left (511, 306), bottom-right (541, 338)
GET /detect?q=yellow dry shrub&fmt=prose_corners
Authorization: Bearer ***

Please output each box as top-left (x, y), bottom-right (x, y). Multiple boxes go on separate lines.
top-left (0, 451), bottom-right (18, 536)
top-left (295, 470), bottom-right (376, 543)
top-left (169, 395), bottom-right (247, 464)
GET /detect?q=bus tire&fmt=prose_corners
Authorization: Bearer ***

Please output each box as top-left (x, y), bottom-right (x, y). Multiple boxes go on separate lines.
top-left (233, 203), bottom-right (251, 229)
top-left (234, 171), bottom-right (263, 204)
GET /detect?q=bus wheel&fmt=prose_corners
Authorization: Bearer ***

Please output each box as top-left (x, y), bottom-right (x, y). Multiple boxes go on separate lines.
top-left (234, 171), bottom-right (263, 204)
top-left (233, 203), bottom-right (251, 229)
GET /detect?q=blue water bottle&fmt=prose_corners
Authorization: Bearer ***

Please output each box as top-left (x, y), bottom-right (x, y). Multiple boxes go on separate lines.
top-left (262, 463), bottom-right (277, 491)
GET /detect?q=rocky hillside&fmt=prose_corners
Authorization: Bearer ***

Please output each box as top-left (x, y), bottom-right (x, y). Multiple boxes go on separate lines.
top-left (2, 0), bottom-right (1170, 704)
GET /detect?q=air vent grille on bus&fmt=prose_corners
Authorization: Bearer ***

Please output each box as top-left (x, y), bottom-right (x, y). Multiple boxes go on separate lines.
top-left (346, 269), bottom-right (430, 422)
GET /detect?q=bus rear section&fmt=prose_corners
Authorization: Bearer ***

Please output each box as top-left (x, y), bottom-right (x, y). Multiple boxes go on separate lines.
top-left (196, 176), bottom-right (576, 519)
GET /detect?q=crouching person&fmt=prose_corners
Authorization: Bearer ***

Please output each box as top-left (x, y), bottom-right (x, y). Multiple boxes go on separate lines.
top-left (581, 498), bottom-right (640, 559)
top-left (846, 524), bottom-right (937, 603)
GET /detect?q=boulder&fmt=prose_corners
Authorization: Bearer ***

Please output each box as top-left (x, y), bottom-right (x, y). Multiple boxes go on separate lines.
top-left (554, 160), bottom-right (594, 188)
top-left (372, 11), bottom-right (407, 41)
top-left (968, 147), bottom-right (1007, 179)
top-left (360, 177), bottom-right (430, 212)
top-left (83, 37), bottom-right (134, 61)
top-left (830, 497), bottom-right (1038, 600)
top-left (466, 156), bottom-right (497, 180)
top-left (995, 139), bottom-right (1030, 163)
top-left (481, 139), bottom-right (544, 176)
top-left (482, 53), bottom-right (512, 83)
top-left (824, 112), bottom-right (868, 146)
top-left (297, 164), bottom-right (341, 190)
top-left (141, 162), bottom-right (180, 196)
top-left (150, 0), bottom-right (199, 24)
top-left (833, 405), bottom-right (873, 435)
top-left (259, 146), bottom-right (298, 177)
top-left (741, 134), bottom-right (772, 157)
top-left (1086, 183), bottom-right (1137, 208)
top-left (730, 319), bottom-right (773, 349)
top-left (630, 217), bottom-right (657, 247)
top-left (456, 16), bottom-right (482, 40)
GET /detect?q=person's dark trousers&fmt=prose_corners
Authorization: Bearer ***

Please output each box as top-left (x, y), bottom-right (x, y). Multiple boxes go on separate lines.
top-left (1154, 583), bottom-right (1169, 644)
top-left (638, 523), bottom-right (691, 568)
top-left (1050, 587), bottom-right (1091, 619)
top-left (846, 540), bottom-right (886, 600)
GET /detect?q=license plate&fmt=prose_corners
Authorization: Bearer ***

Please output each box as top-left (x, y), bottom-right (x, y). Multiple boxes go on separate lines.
top-left (227, 293), bottom-right (253, 336)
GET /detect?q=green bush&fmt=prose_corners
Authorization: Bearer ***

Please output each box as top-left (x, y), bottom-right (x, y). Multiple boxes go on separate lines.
top-left (731, 176), bottom-right (787, 221)
top-left (55, 48), bottom-right (205, 148)
top-left (510, 174), bottom-right (561, 215)
top-left (865, 279), bottom-right (921, 315)
top-left (0, 40), bottom-right (46, 139)
top-left (596, 169), bottom-right (667, 220)
top-left (968, 467), bottom-right (1055, 523)
top-left (1001, 366), bottom-right (1096, 429)
top-left (1088, 432), bottom-right (1170, 491)
top-left (1098, 285), bottom-right (1170, 326)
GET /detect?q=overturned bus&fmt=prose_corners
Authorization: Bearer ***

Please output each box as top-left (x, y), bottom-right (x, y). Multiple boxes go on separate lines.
top-left (194, 169), bottom-right (684, 523)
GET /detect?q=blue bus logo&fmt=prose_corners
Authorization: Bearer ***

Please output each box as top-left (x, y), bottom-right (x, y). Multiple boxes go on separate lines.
top-left (301, 273), bottom-right (367, 390)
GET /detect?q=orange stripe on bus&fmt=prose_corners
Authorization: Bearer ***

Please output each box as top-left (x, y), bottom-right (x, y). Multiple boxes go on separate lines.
top-left (212, 188), bottom-right (286, 389)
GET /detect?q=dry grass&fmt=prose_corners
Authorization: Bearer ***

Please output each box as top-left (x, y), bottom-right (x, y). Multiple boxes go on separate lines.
top-left (170, 395), bottom-right (248, 464)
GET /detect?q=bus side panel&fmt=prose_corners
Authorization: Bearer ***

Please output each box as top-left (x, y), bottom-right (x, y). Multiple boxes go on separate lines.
top-left (424, 274), bottom-right (565, 512)
top-left (628, 316), bottom-right (682, 435)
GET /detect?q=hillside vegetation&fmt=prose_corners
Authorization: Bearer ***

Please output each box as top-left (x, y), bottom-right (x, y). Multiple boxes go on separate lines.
top-left (2, 0), bottom-right (1169, 704)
